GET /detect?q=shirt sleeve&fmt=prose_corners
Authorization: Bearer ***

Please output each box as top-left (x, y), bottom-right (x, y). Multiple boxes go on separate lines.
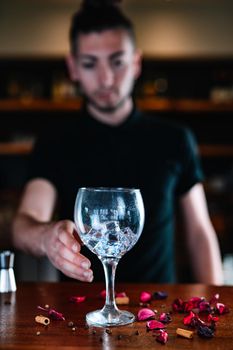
top-left (175, 128), bottom-right (204, 196)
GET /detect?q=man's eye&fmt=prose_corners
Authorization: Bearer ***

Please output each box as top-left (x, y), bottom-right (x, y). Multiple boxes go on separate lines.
top-left (112, 60), bottom-right (124, 68)
top-left (82, 63), bottom-right (95, 69)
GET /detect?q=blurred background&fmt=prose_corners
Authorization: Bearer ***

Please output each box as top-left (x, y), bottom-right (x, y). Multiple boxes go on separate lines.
top-left (0, 0), bottom-right (233, 283)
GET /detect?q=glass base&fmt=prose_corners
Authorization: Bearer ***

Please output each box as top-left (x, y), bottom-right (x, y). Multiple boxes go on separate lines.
top-left (86, 308), bottom-right (135, 327)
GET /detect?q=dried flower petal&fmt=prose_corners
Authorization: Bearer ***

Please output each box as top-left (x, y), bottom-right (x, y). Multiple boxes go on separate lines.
top-left (199, 301), bottom-right (211, 313)
top-left (146, 320), bottom-right (166, 330)
top-left (184, 297), bottom-right (204, 312)
top-left (37, 306), bottom-right (65, 321)
top-left (172, 298), bottom-right (185, 313)
top-left (116, 292), bottom-right (127, 298)
top-left (155, 329), bottom-right (168, 344)
top-left (69, 296), bottom-right (86, 303)
top-left (137, 308), bottom-right (155, 321)
top-left (183, 311), bottom-right (196, 326)
top-left (158, 312), bottom-right (172, 324)
top-left (140, 292), bottom-right (152, 303)
top-left (48, 309), bottom-right (65, 320)
top-left (153, 291), bottom-right (168, 300)
top-left (100, 290), bottom-right (106, 299)
top-left (209, 293), bottom-right (220, 305)
top-left (207, 314), bottom-right (219, 323)
top-left (197, 325), bottom-right (214, 338)
top-left (215, 302), bottom-right (229, 315)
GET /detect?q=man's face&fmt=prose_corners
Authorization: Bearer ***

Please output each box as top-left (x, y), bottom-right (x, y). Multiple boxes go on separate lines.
top-left (68, 29), bottom-right (141, 113)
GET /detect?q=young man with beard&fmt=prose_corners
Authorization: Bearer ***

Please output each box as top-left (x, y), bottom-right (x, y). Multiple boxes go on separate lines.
top-left (13, 0), bottom-right (223, 284)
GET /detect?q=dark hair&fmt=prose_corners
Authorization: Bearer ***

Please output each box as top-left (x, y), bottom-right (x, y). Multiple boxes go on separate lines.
top-left (69, 0), bottom-right (135, 55)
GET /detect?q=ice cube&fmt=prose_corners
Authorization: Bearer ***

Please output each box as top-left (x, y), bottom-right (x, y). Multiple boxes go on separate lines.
top-left (122, 227), bottom-right (138, 245)
top-left (105, 221), bottom-right (120, 231)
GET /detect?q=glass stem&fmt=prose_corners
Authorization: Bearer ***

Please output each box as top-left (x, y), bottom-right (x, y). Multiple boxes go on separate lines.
top-left (101, 257), bottom-right (119, 311)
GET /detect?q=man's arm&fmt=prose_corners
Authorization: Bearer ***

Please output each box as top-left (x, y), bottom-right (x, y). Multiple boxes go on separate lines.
top-left (179, 183), bottom-right (224, 285)
top-left (13, 178), bottom-right (93, 282)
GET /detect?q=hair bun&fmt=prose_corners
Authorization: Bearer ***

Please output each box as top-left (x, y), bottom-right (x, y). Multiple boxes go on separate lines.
top-left (82, 0), bottom-right (122, 9)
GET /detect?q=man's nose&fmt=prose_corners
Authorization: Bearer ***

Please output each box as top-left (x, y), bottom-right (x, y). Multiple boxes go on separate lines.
top-left (98, 65), bottom-right (114, 88)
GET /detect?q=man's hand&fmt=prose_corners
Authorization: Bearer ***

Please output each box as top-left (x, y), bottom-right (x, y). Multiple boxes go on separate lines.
top-left (42, 220), bottom-right (93, 282)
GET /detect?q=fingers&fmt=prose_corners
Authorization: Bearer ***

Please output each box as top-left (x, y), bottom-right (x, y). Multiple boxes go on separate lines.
top-left (58, 229), bottom-right (81, 254)
top-left (52, 241), bottom-right (93, 281)
top-left (58, 255), bottom-right (93, 282)
top-left (52, 220), bottom-right (93, 282)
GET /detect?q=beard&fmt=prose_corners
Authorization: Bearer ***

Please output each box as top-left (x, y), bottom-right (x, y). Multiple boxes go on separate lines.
top-left (84, 94), bottom-right (129, 113)
top-left (79, 82), bottom-right (135, 114)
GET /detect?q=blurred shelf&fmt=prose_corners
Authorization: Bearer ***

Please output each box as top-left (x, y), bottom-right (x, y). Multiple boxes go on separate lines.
top-left (0, 141), bottom-right (34, 155)
top-left (199, 145), bottom-right (233, 157)
top-left (1, 98), bottom-right (233, 113)
top-left (0, 98), bottom-right (82, 112)
top-left (136, 97), bottom-right (233, 112)
top-left (1, 140), bottom-right (233, 157)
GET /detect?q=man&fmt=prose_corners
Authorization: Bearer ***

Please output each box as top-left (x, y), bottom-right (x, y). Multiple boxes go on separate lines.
top-left (13, 0), bottom-right (223, 284)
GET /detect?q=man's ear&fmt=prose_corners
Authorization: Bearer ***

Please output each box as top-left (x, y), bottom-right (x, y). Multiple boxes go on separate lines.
top-left (133, 49), bottom-right (142, 80)
top-left (66, 54), bottom-right (79, 82)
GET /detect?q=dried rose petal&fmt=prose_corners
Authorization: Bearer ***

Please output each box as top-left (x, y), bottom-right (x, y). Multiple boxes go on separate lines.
top-left (172, 298), bottom-right (185, 313)
top-left (197, 325), bottom-right (214, 338)
top-left (116, 292), bottom-right (127, 298)
top-left (184, 297), bottom-right (204, 312)
top-left (137, 308), bottom-right (155, 321)
top-left (140, 292), bottom-right (152, 303)
top-left (37, 306), bottom-right (65, 321)
top-left (199, 301), bottom-right (211, 313)
top-left (153, 291), bottom-right (168, 300)
top-left (158, 312), bottom-right (172, 324)
top-left (48, 309), bottom-right (65, 320)
top-left (155, 329), bottom-right (168, 344)
top-left (209, 293), bottom-right (220, 305)
top-left (69, 296), bottom-right (86, 303)
top-left (146, 320), bottom-right (166, 330)
top-left (215, 302), bottom-right (229, 315)
top-left (207, 314), bottom-right (219, 323)
top-left (183, 311), bottom-right (196, 326)
top-left (100, 290), bottom-right (106, 299)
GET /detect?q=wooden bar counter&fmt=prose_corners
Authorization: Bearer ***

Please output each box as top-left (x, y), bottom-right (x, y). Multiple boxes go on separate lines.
top-left (0, 282), bottom-right (232, 349)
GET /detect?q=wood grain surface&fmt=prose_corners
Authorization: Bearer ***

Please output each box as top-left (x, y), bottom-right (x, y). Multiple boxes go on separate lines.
top-left (0, 282), bottom-right (232, 349)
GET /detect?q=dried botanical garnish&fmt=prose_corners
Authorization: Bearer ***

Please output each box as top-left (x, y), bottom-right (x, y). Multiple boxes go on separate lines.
top-left (100, 290), bottom-right (106, 299)
top-left (35, 315), bottom-right (50, 325)
top-left (199, 301), bottom-right (211, 313)
top-left (172, 298), bottom-right (185, 313)
top-left (155, 329), bottom-right (168, 344)
top-left (183, 311), bottom-right (196, 326)
top-left (176, 327), bottom-right (194, 339)
top-left (116, 292), bottom-right (127, 298)
top-left (37, 306), bottom-right (65, 321)
top-left (146, 320), bottom-right (166, 330)
top-left (207, 314), bottom-right (219, 323)
top-left (197, 325), bottom-right (215, 338)
top-left (209, 293), bottom-right (219, 305)
top-left (153, 291), bottom-right (168, 300)
top-left (115, 296), bottom-right (129, 305)
top-left (215, 302), bottom-right (229, 315)
top-left (69, 296), bottom-right (86, 303)
top-left (137, 308), bottom-right (156, 321)
top-left (140, 291), bottom-right (152, 303)
top-left (158, 312), bottom-right (172, 324)
top-left (184, 297), bottom-right (204, 312)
